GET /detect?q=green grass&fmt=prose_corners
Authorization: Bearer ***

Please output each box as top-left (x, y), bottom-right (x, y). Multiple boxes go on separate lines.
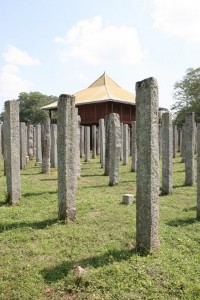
top-left (0, 154), bottom-right (200, 300)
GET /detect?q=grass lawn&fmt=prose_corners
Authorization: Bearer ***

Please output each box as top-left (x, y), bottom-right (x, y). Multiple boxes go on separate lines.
top-left (0, 154), bottom-right (200, 300)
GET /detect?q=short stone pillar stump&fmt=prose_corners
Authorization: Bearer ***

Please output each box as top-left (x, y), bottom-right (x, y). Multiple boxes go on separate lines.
top-left (122, 194), bottom-right (134, 205)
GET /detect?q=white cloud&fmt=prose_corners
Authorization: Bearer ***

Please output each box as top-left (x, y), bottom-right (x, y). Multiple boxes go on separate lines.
top-left (54, 16), bottom-right (145, 65)
top-left (3, 45), bottom-right (40, 66)
top-left (152, 0), bottom-right (200, 43)
top-left (0, 64), bottom-right (33, 101)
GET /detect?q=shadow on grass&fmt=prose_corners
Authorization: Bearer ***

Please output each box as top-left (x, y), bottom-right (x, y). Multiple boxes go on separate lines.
top-left (166, 217), bottom-right (199, 227)
top-left (81, 174), bottom-right (103, 178)
top-left (173, 184), bottom-right (186, 189)
top-left (0, 201), bottom-right (9, 207)
top-left (183, 206), bottom-right (196, 212)
top-left (23, 191), bottom-right (57, 197)
top-left (0, 218), bottom-right (58, 233)
top-left (41, 248), bottom-right (136, 283)
top-left (82, 184), bottom-right (107, 189)
top-left (40, 178), bottom-right (57, 181)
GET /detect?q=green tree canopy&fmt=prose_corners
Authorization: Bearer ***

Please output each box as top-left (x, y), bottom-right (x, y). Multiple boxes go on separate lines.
top-left (0, 92), bottom-right (57, 124)
top-left (171, 67), bottom-right (200, 124)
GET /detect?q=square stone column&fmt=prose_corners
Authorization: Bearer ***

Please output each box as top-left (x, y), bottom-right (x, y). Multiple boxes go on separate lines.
top-left (20, 122), bottom-right (27, 170)
top-left (185, 112), bottom-right (195, 186)
top-left (4, 100), bottom-right (20, 205)
top-left (123, 124), bottom-right (129, 165)
top-left (50, 124), bottom-right (58, 168)
top-left (35, 124), bottom-right (42, 163)
top-left (84, 126), bottom-right (90, 162)
top-left (197, 123), bottom-right (200, 219)
top-left (99, 118), bottom-right (105, 168)
top-left (162, 112), bottom-right (173, 194)
top-left (136, 77), bottom-right (160, 253)
top-left (92, 125), bottom-right (97, 159)
top-left (42, 118), bottom-right (51, 174)
top-left (131, 121), bottom-right (137, 172)
top-left (57, 94), bottom-right (78, 221)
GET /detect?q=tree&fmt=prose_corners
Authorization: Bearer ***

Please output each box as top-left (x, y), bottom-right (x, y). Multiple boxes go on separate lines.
top-left (171, 67), bottom-right (200, 124)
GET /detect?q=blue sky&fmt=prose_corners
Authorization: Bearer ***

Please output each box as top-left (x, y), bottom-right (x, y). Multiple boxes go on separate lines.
top-left (0, 0), bottom-right (200, 112)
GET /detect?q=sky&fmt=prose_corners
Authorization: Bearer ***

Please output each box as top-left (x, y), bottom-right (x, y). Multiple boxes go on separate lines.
top-left (0, 0), bottom-right (200, 112)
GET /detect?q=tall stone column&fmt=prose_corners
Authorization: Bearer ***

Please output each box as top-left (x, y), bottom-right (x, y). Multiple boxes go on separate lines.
top-left (80, 126), bottom-right (84, 158)
top-left (179, 129), bottom-right (182, 156)
top-left (84, 126), bottom-right (90, 162)
top-left (123, 124), bottom-right (129, 165)
top-left (197, 123), bottom-right (200, 219)
top-left (99, 118), bottom-right (105, 168)
top-left (35, 124), bottom-right (42, 163)
top-left (173, 125), bottom-right (177, 158)
top-left (159, 124), bottom-right (162, 160)
top-left (33, 126), bottom-right (36, 157)
top-left (136, 77), bottom-right (160, 253)
top-left (162, 112), bottom-right (173, 195)
top-left (42, 117), bottom-right (51, 174)
top-left (92, 125), bottom-right (97, 159)
top-left (0, 123), bottom-right (2, 156)
top-left (104, 115), bottom-right (111, 175)
top-left (77, 114), bottom-right (81, 178)
top-left (181, 124), bottom-right (185, 162)
top-left (20, 122), bottom-right (27, 170)
top-left (96, 127), bottom-right (100, 156)
top-left (109, 113), bottom-right (121, 186)
top-left (57, 94), bottom-right (78, 221)
top-left (120, 123), bottom-right (124, 161)
top-left (185, 112), bottom-right (195, 186)
top-left (131, 121), bottom-right (137, 172)
top-left (4, 100), bottom-right (20, 205)
top-left (27, 124), bottom-right (34, 160)
top-left (50, 124), bottom-right (58, 168)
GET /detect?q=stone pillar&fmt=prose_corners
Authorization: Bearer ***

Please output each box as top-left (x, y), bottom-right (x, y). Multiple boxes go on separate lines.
top-left (181, 124), bottom-right (185, 162)
top-left (20, 122), bottom-right (27, 170)
top-left (131, 121), bottom-right (137, 172)
top-left (136, 77), bottom-right (160, 253)
top-left (162, 112), bottom-right (173, 194)
top-left (185, 112), bottom-right (195, 186)
top-left (84, 126), bottom-right (90, 162)
top-left (27, 124), bottom-right (34, 160)
top-left (0, 123), bottom-right (2, 156)
top-left (159, 124), bottom-right (162, 160)
top-left (92, 125), bottom-right (97, 159)
top-left (77, 114), bottom-right (81, 179)
top-left (104, 115), bottom-right (111, 176)
top-left (4, 100), bottom-right (20, 205)
top-left (33, 126), bottom-right (36, 157)
top-left (57, 94), bottom-right (78, 221)
top-left (173, 125), bottom-right (177, 158)
top-left (96, 126), bottom-right (100, 156)
top-left (194, 123), bottom-right (197, 155)
top-left (42, 117), bottom-right (51, 174)
top-left (123, 124), bottom-right (129, 165)
top-left (120, 123), bottom-right (124, 161)
top-left (197, 123), bottom-right (200, 219)
top-left (80, 126), bottom-right (84, 158)
top-left (109, 113), bottom-right (121, 186)
top-left (99, 118), bottom-right (105, 168)
top-left (128, 126), bottom-right (131, 156)
top-left (179, 129), bottom-right (182, 156)
top-left (50, 124), bottom-right (58, 168)
top-left (35, 124), bottom-right (42, 163)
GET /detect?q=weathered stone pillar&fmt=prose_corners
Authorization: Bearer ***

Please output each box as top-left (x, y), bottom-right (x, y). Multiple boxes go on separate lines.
top-left (162, 112), bottom-right (173, 194)
top-left (159, 124), bottom-right (162, 160)
top-left (99, 118), bottom-right (105, 168)
top-left (57, 94), bottom-right (78, 221)
top-left (197, 123), bottom-right (200, 219)
top-left (179, 128), bottom-right (182, 156)
top-left (50, 124), bottom-right (58, 168)
top-left (92, 125), bottom-right (97, 159)
top-left (84, 126), bottom-right (90, 162)
top-left (104, 115), bottom-right (111, 175)
top-left (173, 125), bottom-right (177, 158)
top-left (33, 126), bottom-right (36, 157)
top-left (136, 77), bottom-right (160, 253)
top-left (27, 124), bottom-right (34, 160)
top-left (77, 114), bottom-right (81, 178)
top-left (181, 124), bottom-right (185, 162)
top-left (20, 122), bottom-right (27, 170)
top-left (128, 126), bottom-right (131, 156)
top-left (109, 113), bottom-right (121, 186)
top-left (80, 126), bottom-right (84, 158)
top-left (194, 123), bottom-right (197, 155)
top-left (4, 100), bottom-right (20, 205)
top-left (120, 123), bottom-right (124, 161)
top-left (96, 126), bottom-right (100, 156)
top-left (35, 124), bottom-right (42, 163)
top-left (42, 117), bottom-right (51, 174)
top-left (123, 124), bottom-right (129, 165)
top-left (185, 112), bottom-right (195, 186)
top-left (0, 123), bottom-right (2, 156)
top-left (131, 121), bottom-right (137, 172)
